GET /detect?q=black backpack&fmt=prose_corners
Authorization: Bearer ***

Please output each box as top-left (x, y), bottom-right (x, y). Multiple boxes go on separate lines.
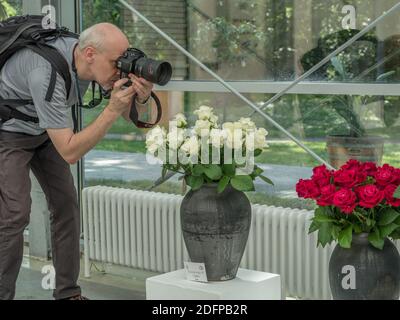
top-left (0, 14), bottom-right (79, 124)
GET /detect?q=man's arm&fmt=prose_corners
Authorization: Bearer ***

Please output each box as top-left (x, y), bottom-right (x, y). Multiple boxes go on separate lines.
top-left (47, 78), bottom-right (136, 164)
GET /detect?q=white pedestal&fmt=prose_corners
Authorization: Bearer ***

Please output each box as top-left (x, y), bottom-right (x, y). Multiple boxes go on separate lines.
top-left (146, 268), bottom-right (281, 300)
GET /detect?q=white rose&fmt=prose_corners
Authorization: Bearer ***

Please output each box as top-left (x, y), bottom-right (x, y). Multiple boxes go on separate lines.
top-left (238, 117), bottom-right (256, 132)
top-left (209, 114), bottom-right (219, 124)
top-left (194, 105), bottom-right (214, 120)
top-left (167, 127), bottom-right (185, 150)
top-left (254, 128), bottom-right (269, 149)
top-left (146, 126), bottom-right (166, 153)
top-left (194, 119), bottom-right (212, 136)
top-left (223, 121), bottom-right (245, 138)
top-left (180, 136), bottom-right (199, 156)
top-left (209, 128), bottom-right (225, 148)
top-left (244, 130), bottom-right (256, 151)
top-left (223, 127), bottom-right (243, 150)
top-left (174, 113), bottom-right (187, 128)
top-left (147, 143), bottom-right (159, 154)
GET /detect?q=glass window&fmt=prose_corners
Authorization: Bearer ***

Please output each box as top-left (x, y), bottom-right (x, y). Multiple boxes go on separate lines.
top-left (0, 0), bottom-right (23, 18)
top-left (80, 0), bottom-right (400, 210)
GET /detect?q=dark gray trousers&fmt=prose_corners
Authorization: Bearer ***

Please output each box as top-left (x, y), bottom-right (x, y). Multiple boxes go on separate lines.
top-left (0, 131), bottom-right (81, 300)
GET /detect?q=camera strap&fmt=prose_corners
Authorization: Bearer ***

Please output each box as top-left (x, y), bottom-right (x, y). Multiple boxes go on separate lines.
top-left (129, 91), bottom-right (162, 128)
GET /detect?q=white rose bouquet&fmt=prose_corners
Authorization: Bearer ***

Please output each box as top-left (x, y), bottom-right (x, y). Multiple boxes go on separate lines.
top-left (145, 105), bottom-right (273, 193)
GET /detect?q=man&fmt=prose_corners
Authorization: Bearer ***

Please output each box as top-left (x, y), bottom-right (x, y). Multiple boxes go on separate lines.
top-left (0, 23), bottom-right (154, 300)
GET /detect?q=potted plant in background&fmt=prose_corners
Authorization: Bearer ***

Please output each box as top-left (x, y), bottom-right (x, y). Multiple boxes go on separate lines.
top-left (296, 159), bottom-right (400, 299)
top-left (324, 55), bottom-right (395, 168)
top-left (301, 29), bottom-right (397, 168)
top-left (145, 106), bottom-right (272, 281)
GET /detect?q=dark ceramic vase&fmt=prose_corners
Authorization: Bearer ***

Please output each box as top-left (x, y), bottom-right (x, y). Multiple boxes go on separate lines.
top-left (180, 183), bottom-right (251, 281)
top-left (329, 233), bottom-right (400, 300)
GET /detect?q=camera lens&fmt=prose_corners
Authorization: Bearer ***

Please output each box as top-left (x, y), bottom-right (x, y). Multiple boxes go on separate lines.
top-left (134, 58), bottom-right (172, 86)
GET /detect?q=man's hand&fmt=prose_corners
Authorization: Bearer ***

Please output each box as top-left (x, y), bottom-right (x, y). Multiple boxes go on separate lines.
top-left (130, 74), bottom-right (154, 103)
top-left (107, 77), bottom-right (137, 115)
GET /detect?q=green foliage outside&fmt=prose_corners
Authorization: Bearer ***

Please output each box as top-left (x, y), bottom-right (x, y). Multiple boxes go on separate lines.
top-left (81, 0), bottom-right (122, 29)
top-left (93, 139), bottom-right (400, 169)
top-left (0, 0), bottom-right (18, 19)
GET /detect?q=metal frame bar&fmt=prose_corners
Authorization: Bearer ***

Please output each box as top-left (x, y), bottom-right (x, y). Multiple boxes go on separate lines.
top-left (155, 81), bottom-right (400, 96)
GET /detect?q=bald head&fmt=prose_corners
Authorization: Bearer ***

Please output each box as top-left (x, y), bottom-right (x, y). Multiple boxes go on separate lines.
top-left (78, 23), bottom-right (129, 53)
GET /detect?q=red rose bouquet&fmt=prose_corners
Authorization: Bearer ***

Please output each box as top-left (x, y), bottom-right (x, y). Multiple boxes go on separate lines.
top-left (296, 159), bottom-right (400, 249)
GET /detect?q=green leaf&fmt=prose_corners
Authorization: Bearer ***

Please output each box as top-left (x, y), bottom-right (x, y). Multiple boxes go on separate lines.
top-left (217, 176), bottom-right (230, 194)
top-left (192, 164), bottom-right (205, 176)
top-left (315, 206), bottom-right (330, 215)
top-left (309, 219), bottom-right (320, 234)
top-left (378, 208), bottom-right (400, 226)
top-left (252, 166), bottom-right (263, 176)
top-left (230, 175), bottom-right (255, 191)
top-left (353, 224), bottom-right (362, 233)
top-left (394, 215), bottom-right (400, 225)
top-left (254, 149), bottom-right (262, 157)
top-left (338, 225), bottom-right (352, 249)
top-left (259, 175), bottom-right (274, 185)
top-left (394, 186), bottom-right (400, 199)
top-left (222, 164), bottom-right (236, 177)
top-left (365, 218), bottom-right (375, 228)
top-left (389, 229), bottom-right (400, 240)
top-left (314, 207), bottom-right (335, 223)
top-left (317, 222), bottom-right (333, 248)
top-left (377, 70), bottom-right (396, 81)
top-left (204, 165), bottom-right (223, 180)
top-left (331, 56), bottom-right (346, 78)
top-left (185, 175), bottom-right (204, 191)
top-left (331, 225), bottom-right (341, 240)
top-left (379, 223), bottom-right (399, 238)
top-left (314, 215), bottom-right (336, 223)
top-left (368, 229), bottom-right (384, 250)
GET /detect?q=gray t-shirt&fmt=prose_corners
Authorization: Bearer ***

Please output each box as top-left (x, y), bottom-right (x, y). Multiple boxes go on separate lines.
top-left (0, 37), bottom-right (90, 135)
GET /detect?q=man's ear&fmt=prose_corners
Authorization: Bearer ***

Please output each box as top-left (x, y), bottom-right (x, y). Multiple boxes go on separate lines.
top-left (83, 46), bottom-right (96, 64)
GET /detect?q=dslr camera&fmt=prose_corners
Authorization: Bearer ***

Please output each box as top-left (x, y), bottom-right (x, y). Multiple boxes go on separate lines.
top-left (116, 48), bottom-right (172, 86)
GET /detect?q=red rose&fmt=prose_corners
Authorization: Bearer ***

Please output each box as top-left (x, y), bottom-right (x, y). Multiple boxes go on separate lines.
top-left (375, 164), bottom-right (397, 187)
top-left (356, 184), bottom-right (384, 208)
top-left (333, 189), bottom-right (357, 214)
top-left (384, 184), bottom-right (400, 207)
top-left (296, 179), bottom-right (320, 199)
top-left (333, 169), bottom-right (358, 188)
top-left (341, 159), bottom-right (361, 171)
top-left (360, 162), bottom-right (378, 177)
top-left (394, 169), bottom-right (400, 185)
top-left (311, 165), bottom-right (332, 187)
top-left (317, 184), bottom-right (336, 206)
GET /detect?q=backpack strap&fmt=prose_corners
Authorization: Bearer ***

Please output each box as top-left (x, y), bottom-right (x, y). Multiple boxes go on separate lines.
top-left (0, 21), bottom-right (38, 55)
top-left (26, 43), bottom-right (72, 101)
top-left (0, 103), bottom-right (39, 124)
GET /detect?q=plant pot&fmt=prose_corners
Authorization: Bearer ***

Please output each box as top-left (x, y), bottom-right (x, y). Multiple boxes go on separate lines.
top-left (180, 183), bottom-right (251, 281)
top-left (329, 233), bottom-right (400, 300)
top-left (326, 135), bottom-right (384, 168)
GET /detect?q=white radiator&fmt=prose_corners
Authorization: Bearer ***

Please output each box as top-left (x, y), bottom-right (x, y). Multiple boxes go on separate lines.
top-left (82, 186), bottom-right (399, 300)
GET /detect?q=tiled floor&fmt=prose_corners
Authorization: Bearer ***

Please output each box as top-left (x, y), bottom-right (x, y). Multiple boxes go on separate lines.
top-left (14, 251), bottom-right (159, 300)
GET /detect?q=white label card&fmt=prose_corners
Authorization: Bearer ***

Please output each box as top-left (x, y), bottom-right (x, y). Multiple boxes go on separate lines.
top-left (184, 262), bottom-right (208, 283)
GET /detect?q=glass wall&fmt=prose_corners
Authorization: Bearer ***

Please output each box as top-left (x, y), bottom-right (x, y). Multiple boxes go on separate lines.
top-left (0, 0), bottom-right (22, 18)
top-left (79, 0), bottom-right (400, 209)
